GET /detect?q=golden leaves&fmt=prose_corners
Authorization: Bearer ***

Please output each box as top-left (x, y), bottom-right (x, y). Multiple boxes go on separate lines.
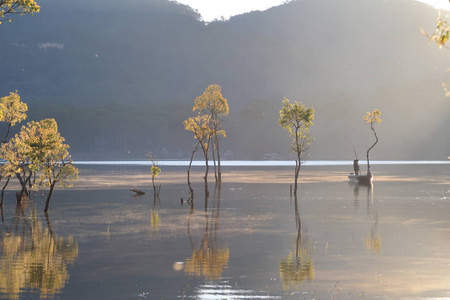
top-left (0, 91), bottom-right (28, 127)
top-left (363, 109), bottom-right (382, 124)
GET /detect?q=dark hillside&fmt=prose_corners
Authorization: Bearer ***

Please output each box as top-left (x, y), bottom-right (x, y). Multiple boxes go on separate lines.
top-left (1, 0), bottom-right (449, 160)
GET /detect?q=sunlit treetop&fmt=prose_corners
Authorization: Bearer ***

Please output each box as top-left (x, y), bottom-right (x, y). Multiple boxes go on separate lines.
top-left (0, 91), bottom-right (28, 127)
top-left (193, 84), bottom-right (229, 118)
top-left (279, 98), bottom-right (314, 135)
top-left (0, 0), bottom-right (40, 24)
top-left (363, 109), bottom-right (382, 125)
top-left (184, 114), bottom-right (214, 140)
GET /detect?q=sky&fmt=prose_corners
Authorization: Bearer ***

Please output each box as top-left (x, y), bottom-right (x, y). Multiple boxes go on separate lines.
top-left (174, 0), bottom-right (450, 22)
top-left (173, 0), bottom-right (287, 22)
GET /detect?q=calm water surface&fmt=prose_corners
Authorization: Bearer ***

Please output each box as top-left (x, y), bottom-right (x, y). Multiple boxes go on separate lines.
top-left (0, 164), bottom-right (449, 299)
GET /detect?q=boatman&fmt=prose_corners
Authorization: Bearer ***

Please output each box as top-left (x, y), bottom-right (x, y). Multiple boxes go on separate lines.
top-left (353, 159), bottom-right (360, 175)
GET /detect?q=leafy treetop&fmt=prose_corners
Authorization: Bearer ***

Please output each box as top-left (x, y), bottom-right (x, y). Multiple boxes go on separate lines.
top-left (279, 98), bottom-right (314, 136)
top-left (363, 109), bottom-right (382, 127)
top-left (0, 0), bottom-right (40, 24)
top-left (193, 84), bottom-right (229, 119)
top-left (0, 91), bottom-right (28, 129)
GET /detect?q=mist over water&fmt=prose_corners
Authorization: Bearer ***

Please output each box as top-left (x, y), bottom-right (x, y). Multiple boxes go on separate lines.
top-left (1, 164), bottom-right (448, 299)
top-left (73, 160), bottom-right (450, 167)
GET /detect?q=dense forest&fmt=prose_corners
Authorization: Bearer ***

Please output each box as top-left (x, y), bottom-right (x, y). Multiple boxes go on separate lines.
top-left (1, 0), bottom-right (449, 160)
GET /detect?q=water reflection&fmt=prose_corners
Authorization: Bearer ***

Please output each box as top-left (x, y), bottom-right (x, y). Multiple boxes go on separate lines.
top-left (351, 183), bottom-right (380, 254)
top-left (363, 187), bottom-right (381, 255)
top-left (149, 197), bottom-right (161, 235)
top-left (0, 204), bottom-right (78, 299)
top-left (279, 195), bottom-right (314, 289)
top-left (185, 184), bottom-right (229, 280)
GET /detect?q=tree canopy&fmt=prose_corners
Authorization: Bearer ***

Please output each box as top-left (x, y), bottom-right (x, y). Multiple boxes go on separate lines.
top-left (0, 0), bottom-right (40, 24)
top-left (0, 91), bottom-right (28, 142)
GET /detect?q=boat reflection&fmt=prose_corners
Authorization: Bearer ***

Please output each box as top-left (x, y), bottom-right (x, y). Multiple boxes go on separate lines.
top-left (0, 203), bottom-right (78, 299)
top-left (279, 195), bottom-right (314, 289)
top-left (351, 183), bottom-right (380, 254)
top-left (185, 184), bottom-right (229, 280)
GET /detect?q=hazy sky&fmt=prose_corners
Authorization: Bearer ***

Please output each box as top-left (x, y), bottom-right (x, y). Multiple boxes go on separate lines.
top-left (174, 0), bottom-right (450, 22)
top-left (174, 0), bottom-right (287, 21)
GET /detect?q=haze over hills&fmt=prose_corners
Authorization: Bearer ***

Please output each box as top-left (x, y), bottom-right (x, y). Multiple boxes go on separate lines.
top-left (1, 0), bottom-right (449, 161)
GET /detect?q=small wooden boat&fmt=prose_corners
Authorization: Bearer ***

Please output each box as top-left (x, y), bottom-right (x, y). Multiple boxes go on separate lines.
top-left (348, 172), bottom-right (373, 185)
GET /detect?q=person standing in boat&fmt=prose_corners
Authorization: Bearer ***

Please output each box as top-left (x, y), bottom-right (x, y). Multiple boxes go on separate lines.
top-left (353, 159), bottom-right (360, 175)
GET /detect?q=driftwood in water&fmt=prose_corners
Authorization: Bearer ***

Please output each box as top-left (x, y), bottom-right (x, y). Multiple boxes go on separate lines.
top-left (130, 188), bottom-right (146, 195)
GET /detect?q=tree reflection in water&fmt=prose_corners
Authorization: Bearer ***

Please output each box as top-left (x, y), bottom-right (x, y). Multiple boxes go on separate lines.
top-left (0, 203), bottom-right (78, 299)
top-left (149, 195), bottom-right (161, 236)
top-left (352, 183), bottom-right (380, 255)
top-left (279, 195), bottom-right (314, 289)
top-left (363, 185), bottom-right (380, 255)
top-left (185, 183), bottom-right (229, 280)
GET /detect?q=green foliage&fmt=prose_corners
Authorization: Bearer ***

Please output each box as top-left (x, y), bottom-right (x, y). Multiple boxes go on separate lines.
top-left (0, 0), bottom-right (40, 24)
top-left (151, 165), bottom-right (161, 178)
top-left (278, 98), bottom-right (314, 155)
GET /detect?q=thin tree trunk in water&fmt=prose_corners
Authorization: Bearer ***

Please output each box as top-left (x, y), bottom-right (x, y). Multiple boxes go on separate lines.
top-left (44, 182), bottom-right (56, 212)
top-left (294, 160), bottom-right (301, 195)
top-left (204, 155), bottom-right (209, 196)
top-left (211, 136), bottom-right (218, 182)
top-left (187, 143), bottom-right (199, 199)
top-left (16, 170), bottom-right (32, 203)
top-left (216, 139), bottom-right (222, 182)
top-left (366, 126), bottom-right (379, 174)
top-left (152, 176), bottom-right (156, 198)
top-left (44, 212), bottom-right (54, 236)
top-left (0, 176), bottom-right (11, 207)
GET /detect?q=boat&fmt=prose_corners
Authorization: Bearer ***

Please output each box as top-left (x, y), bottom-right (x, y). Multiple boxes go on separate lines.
top-left (348, 172), bottom-right (373, 185)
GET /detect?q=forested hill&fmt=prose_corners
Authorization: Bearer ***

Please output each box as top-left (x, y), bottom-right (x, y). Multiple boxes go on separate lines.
top-left (1, 0), bottom-right (449, 160)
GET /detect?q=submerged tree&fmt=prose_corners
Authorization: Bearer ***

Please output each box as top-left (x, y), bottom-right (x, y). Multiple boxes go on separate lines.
top-left (193, 84), bottom-right (229, 182)
top-left (147, 153), bottom-right (161, 199)
top-left (0, 0), bottom-right (40, 24)
top-left (0, 119), bottom-right (78, 210)
top-left (25, 119), bottom-right (78, 211)
top-left (363, 109), bottom-right (382, 174)
top-left (184, 114), bottom-right (213, 196)
top-left (279, 98), bottom-right (314, 195)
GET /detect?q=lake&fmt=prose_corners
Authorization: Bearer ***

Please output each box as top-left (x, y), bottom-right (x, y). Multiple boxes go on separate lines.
top-left (0, 163), bottom-right (449, 299)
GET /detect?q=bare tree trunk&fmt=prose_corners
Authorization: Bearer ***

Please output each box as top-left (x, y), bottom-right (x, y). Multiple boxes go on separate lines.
top-left (187, 143), bottom-right (199, 200)
top-left (216, 139), bottom-right (222, 182)
top-left (204, 154), bottom-right (209, 197)
top-left (16, 170), bottom-right (32, 203)
top-left (152, 176), bottom-right (156, 198)
top-left (44, 182), bottom-right (56, 212)
top-left (0, 176), bottom-right (11, 207)
top-left (294, 160), bottom-right (301, 195)
top-left (2, 123), bottom-right (11, 144)
top-left (44, 212), bottom-right (54, 236)
top-left (366, 126), bottom-right (379, 174)
top-left (211, 136), bottom-right (218, 182)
